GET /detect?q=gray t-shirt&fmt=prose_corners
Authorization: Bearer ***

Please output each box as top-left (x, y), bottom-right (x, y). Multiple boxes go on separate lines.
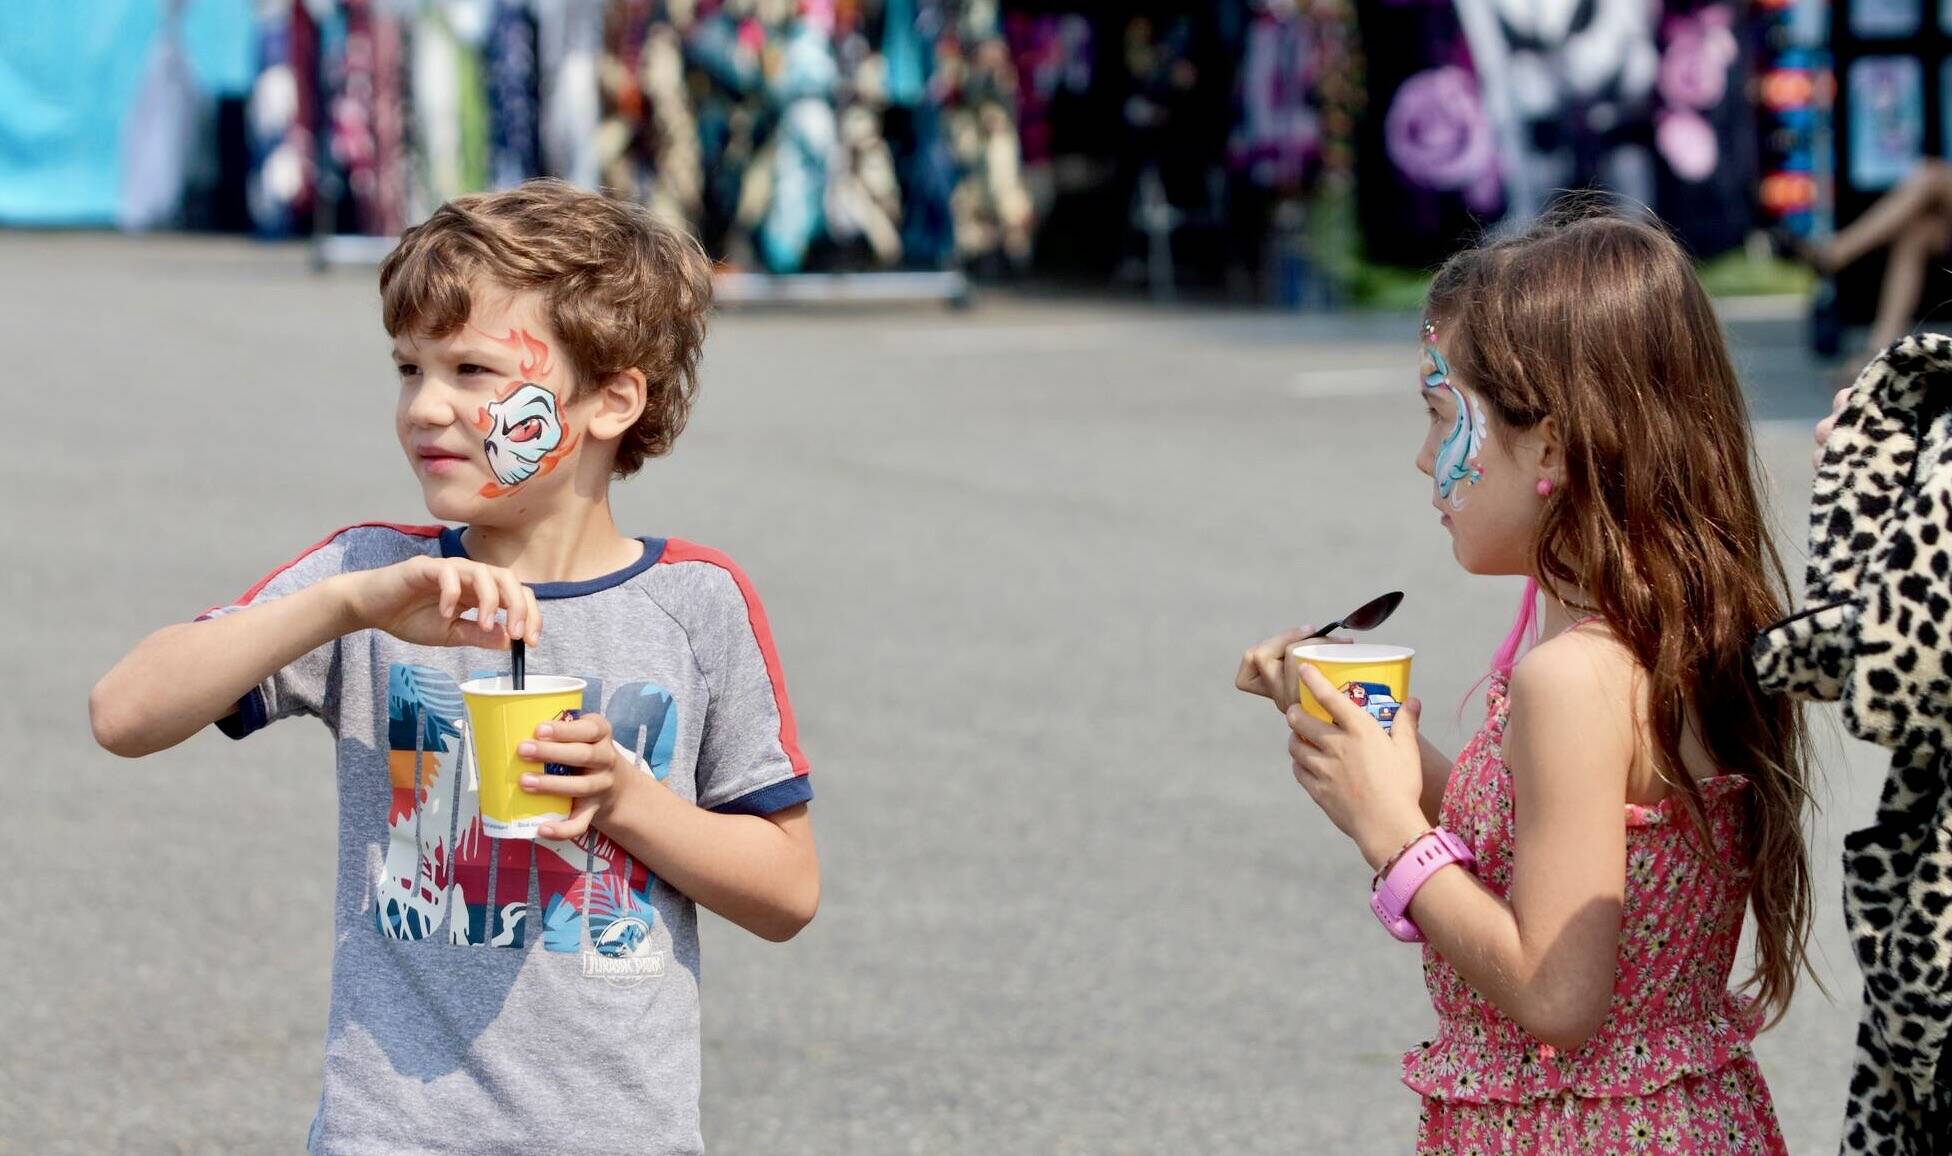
top-left (202, 523), bottom-right (812, 1156)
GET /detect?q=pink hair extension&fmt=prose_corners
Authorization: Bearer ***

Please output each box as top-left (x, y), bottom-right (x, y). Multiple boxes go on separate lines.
top-left (1459, 578), bottom-right (1542, 721)
top-left (1492, 577), bottom-right (1541, 675)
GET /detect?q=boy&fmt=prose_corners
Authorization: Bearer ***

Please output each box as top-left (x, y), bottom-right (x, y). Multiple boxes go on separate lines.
top-left (89, 179), bottom-right (818, 1155)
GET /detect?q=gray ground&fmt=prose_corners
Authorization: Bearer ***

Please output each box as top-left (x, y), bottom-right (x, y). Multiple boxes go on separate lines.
top-left (2, 234), bottom-right (1891, 1154)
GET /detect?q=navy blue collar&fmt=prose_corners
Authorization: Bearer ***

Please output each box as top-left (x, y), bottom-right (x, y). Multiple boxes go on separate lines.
top-left (439, 527), bottom-right (666, 599)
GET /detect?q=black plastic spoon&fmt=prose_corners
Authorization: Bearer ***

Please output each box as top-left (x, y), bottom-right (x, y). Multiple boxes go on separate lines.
top-left (1299, 591), bottom-right (1404, 641)
top-left (511, 638), bottom-right (526, 690)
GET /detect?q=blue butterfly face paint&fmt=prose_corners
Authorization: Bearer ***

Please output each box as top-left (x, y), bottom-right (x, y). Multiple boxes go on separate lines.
top-left (1422, 319), bottom-right (1489, 509)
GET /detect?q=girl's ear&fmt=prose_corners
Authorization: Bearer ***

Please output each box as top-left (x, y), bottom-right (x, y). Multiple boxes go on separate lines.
top-left (1534, 415), bottom-right (1567, 487)
top-left (585, 367), bottom-right (648, 441)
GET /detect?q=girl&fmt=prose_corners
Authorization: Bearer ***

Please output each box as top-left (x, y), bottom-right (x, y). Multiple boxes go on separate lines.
top-left (1237, 213), bottom-right (1816, 1153)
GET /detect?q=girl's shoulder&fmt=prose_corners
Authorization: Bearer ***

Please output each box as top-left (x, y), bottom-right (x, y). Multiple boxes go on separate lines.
top-left (1509, 620), bottom-right (1637, 701)
top-left (1504, 623), bottom-right (1640, 756)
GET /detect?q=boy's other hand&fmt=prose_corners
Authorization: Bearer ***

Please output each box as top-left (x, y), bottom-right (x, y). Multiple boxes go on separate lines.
top-left (518, 713), bottom-right (637, 841)
top-left (338, 556), bottom-right (542, 650)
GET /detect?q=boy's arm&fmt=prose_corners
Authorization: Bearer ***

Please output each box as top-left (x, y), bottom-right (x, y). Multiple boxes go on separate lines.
top-left (90, 579), bottom-right (358, 758)
top-left (91, 554), bottom-right (537, 758)
top-left (612, 795), bottom-right (817, 944)
top-left (524, 549), bottom-right (817, 940)
top-left (519, 714), bottom-right (815, 937)
top-left (517, 716), bottom-right (817, 941)
top-left (596, 768), bottom-right (816, 943)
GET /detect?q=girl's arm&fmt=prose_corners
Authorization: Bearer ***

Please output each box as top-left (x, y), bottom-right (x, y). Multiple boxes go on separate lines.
top-left (1400, 636), bottom-right (1634, 1051)
top-left (1418, 736), bottom-right (1454, 824)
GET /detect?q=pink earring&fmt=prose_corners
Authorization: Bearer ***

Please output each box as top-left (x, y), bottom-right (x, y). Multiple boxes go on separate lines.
top-left (1536, 478), bottom-right (1554, 497)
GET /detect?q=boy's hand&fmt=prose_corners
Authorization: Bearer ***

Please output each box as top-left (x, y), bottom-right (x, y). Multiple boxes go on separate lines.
top-left (519, 713), bottom-right (639, 841)
top-left (338, 556), bottom-right (541, 649)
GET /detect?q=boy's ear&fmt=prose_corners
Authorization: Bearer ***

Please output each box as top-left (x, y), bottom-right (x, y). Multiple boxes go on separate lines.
top-left (583, 367), bottom-right (648, 441)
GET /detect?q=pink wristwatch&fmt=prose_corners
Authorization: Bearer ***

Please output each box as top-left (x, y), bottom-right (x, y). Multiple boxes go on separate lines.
top-left (1370, 828), bottom-right (1476, 943)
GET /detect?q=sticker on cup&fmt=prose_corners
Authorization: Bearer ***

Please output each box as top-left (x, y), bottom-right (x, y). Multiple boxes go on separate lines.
top-left (1288, 643), bottom-right (1415, 733)
top-left (543, 708), bottom-right (581, 776)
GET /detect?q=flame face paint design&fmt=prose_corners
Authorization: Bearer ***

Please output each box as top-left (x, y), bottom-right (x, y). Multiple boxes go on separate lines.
top-left (1421, 319), bottom-right (1489, 509)
top-left (464, 327), bottom-right (580, 497)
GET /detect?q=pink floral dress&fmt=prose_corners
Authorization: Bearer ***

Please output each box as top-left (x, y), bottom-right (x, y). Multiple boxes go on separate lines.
top-left (1402, 672), bottom-right (1788, 1155)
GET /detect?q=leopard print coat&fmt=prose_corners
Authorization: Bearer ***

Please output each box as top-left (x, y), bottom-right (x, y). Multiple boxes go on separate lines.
top-left (1754, 334), bottom-right (1952, 1156)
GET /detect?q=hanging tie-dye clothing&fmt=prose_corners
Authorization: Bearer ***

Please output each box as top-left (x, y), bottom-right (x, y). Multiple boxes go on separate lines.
top-left (486, 0), bottom-right (541, 190)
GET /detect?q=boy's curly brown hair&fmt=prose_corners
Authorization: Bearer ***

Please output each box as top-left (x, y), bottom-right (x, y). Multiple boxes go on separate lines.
top-left (379, 178), bottom-right (713, 477)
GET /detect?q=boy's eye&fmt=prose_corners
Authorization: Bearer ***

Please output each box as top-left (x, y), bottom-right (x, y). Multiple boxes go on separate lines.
top-left (395, 363), bottom-right (419, 378)
top-left (458, 363), bottom-right (491, 376)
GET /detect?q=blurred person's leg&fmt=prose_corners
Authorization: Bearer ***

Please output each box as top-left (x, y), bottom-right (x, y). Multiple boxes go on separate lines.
top-left (1867, 213), bottom-right (1952, 352)
top-left (1825, 160), bottom-right (1952, 271)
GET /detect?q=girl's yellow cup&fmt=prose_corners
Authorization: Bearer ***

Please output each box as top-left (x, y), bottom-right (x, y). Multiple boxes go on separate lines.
top-left (1288, 643), bottom-right (1415, 733)
top-left (460, 675), bottom-right (586, 840)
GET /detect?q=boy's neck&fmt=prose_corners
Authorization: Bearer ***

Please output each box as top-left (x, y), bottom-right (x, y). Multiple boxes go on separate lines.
top-left (459, 499), bottom-right (642, 585)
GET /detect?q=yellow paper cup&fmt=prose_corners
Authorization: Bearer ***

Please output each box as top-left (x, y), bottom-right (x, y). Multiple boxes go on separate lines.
top-left (460, 675), bottom-right (586, 840)
top-left (1289, 643), bottom-right (1415, 733)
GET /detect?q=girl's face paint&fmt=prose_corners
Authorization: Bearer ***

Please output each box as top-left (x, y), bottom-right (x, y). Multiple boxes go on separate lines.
top-left (1420, 320), bottom-right (1490, 510)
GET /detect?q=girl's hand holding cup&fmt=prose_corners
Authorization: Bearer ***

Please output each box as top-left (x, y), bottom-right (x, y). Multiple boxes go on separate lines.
top-left (1286, 665), bottom-right (1429, 871)
top-left (1234, 626), bottom-right (1352, 712)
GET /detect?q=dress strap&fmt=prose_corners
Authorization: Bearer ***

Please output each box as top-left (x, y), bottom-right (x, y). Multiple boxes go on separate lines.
top-left (1556, 612), bottom-right (1603, 637)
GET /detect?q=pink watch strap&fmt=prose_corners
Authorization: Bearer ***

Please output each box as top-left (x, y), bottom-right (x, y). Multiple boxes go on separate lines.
top-left (1370, 828), bottom-right (1475, 943)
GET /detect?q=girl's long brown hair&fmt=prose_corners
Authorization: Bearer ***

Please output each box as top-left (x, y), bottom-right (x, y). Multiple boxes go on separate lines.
top-left (1427, 208), bottom-right (1815, 1027)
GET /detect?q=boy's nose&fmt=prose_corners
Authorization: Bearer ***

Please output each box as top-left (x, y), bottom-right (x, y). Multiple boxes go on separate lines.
top-left (405, 385), bottom-right (459, 427)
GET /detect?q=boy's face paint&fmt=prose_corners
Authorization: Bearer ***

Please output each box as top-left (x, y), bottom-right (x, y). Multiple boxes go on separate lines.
top-left (394, 292), bottom-right (585, 523)
top-left (1419, 320), bottom-right (1490, 510)
top-left (467, 325), bottom-right (581, 498)
top-left (477, 381), bottom-right (568, 487)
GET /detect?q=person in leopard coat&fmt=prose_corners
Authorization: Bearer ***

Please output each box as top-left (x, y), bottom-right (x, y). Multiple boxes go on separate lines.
top-left (1754, 333), bottom-right (1952, 1155)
